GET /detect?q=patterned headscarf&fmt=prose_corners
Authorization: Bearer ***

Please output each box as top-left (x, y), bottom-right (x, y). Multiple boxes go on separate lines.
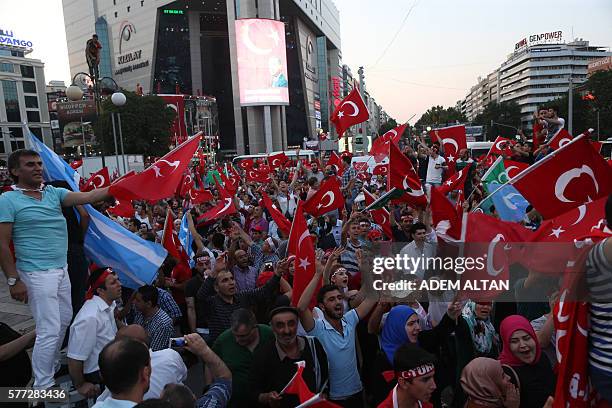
top-left (462, 301), bottom-right (496, 354)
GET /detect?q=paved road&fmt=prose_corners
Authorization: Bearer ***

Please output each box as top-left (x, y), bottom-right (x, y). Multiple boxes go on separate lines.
top-left (0, 276), bottom-right (34, 333)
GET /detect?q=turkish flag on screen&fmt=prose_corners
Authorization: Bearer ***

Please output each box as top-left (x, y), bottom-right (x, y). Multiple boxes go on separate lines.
top-left (110, 135), bottom-right (201, 201)
top-left (330, 88), bottom-right (369, 137)
top-left (511, 135), bottom-right (612, 219)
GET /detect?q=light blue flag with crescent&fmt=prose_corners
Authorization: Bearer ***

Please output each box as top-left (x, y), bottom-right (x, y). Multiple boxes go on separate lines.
top-left (483, 182), bottom-right (530, 223)
top-left (26, 130), bottom-right (168, 289)
top-left (178, 212), bottom-right (195, 268)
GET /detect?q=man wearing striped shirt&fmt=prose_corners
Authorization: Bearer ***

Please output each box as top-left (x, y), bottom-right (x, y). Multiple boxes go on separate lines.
top-left (586, 194), bottom-right (612, 403)
top-left (340, 218), bottom-right (363, 280)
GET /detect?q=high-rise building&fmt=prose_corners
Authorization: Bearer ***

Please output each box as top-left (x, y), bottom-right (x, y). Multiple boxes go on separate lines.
top-left (61, 0), bottom-right (342, 156)
top-left (460, 33), bottom-right (611, 128)
top-left (0, 28), bottom-right (52, 161)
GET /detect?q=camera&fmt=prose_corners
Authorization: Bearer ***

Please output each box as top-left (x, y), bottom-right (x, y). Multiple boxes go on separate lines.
top-left (263, 262), bottom-right (274, 272)
top-left (169, 337), bottom-right (186, 348)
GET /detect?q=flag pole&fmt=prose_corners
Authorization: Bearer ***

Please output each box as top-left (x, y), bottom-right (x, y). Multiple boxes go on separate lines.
top-left (472, 133), bottom-right (588, 211)
top-left (364, 187), bottom-right (399, 212)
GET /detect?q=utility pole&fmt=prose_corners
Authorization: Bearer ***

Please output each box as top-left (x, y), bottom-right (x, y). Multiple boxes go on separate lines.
top-left (358, 66), bottom-right (365, 152)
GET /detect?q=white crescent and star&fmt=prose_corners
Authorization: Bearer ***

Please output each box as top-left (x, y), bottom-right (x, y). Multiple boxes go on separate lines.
top-left (442, 138), bottom-right (459, 153)
top-left (486, 234), bottom-right (505, 277)
top-left (495, 139), bottom-right (508, 151)
top-left (152, 159), bottom-right (180, 178)
top-left (340, 101), bottom-right (360, 117)
top-left (93, 174), bottom-right (106, 188)
top-left (317, 191), bottom-right (335, 209)
top-left (554, 165), bottom-right (599, 203)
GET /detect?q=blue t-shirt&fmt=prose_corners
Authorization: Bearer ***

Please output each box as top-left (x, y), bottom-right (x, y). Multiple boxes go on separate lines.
top-left (0, 185), bottom-right (70, 272)
top-left (307, 308), bottom-right (362, 399)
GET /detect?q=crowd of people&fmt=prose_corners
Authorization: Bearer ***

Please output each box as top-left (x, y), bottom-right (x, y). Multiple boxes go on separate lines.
top-left (0, 110), bottom-right (610, 408)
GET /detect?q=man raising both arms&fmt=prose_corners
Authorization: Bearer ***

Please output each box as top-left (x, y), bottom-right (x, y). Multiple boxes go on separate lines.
top-left (0, 149), bottom-right (113, 390)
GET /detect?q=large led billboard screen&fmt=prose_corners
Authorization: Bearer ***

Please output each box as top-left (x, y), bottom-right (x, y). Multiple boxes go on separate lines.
top-left (235, 19), bottom-right (289, 106)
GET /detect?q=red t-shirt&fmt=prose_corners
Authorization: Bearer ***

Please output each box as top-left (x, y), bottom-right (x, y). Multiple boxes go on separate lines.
top-left (170, 262), bottom-right (192, 305)
top-left (377, 386), bottom-right (433, 408)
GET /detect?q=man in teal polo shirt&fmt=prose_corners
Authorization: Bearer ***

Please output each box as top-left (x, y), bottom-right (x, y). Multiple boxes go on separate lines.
top-left (297, 264), bottom-right (378, 407)
top-left (0, 149), bottom-right (113, 390)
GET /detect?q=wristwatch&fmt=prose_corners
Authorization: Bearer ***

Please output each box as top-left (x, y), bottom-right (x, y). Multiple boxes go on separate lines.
top-left (7, 277), bottom-right (19, 286)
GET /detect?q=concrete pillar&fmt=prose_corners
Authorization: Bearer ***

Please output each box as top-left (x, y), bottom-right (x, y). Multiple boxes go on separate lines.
top-left (227, 0), bottom-right (245, 154)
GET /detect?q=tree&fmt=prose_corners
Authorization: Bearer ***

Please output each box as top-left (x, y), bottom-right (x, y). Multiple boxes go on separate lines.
top-left (94, 91), bottom-right (176, 157)
top-left (415, 105), bottom-right (466, 130)
top-left (378, 118), bottom-right (398, 135)
top-left (473, 101), bottom-right (522, 140)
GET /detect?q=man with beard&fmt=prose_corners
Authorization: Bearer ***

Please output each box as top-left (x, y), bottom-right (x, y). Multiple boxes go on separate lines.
top-left (297, 263), bottom-right (378, 407)
top-left (249, 306), bottom-right (329, 407)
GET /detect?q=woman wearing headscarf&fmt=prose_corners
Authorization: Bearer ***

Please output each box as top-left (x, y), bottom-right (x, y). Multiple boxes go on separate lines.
top-left (454, 301), bottom-right (499, 406)
top-left (460, 357), bottom-right (519, 408)
top-left (370, 302), bottom-right (462, 406)
top-left (498, 315), bottom-right (555, 408)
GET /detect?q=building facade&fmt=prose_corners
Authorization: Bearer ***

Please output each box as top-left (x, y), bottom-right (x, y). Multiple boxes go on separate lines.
top-left (459, 33), bottom-right (611, 128)
top-left (62, 0), bottom-right (341, 156)
top-left (0, 30), bottom-right (52, 162)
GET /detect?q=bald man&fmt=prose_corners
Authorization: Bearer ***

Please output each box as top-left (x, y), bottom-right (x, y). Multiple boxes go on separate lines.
top-left (96, 325), bottom-right (187, 402)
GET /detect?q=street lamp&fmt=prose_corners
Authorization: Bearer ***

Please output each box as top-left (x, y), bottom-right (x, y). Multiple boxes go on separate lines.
top-left (111, 92), bottom-right (127, 174)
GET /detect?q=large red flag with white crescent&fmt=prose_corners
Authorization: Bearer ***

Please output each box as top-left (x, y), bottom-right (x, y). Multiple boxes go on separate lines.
top-left (429, 125), bottom-right (467, 172)
top-left (503, 160), bottom-right (529, 179)
top-left (110, 134), bottom-right (202, 200)
top-left (81, 167), bottom-right (110, 192)
top-left (302, 176), bottom-right (345, 217)
top-left (511, 135), bottom-right (612, 219)
top-left (269, 152), bottom-right (289, 169)
top-left (330, 88), bottom-right (369, 137)
top-left (326, 151), bottom-right (344, 176)
top-left (388, 142), bottom-right (427, 208)
top-left (370, 124), bottom-right (407, 163)
top-left (437, 163), bottom-right (471, 195)
top-left (363, 189), bottom-right (393, 240)
top-left (288, 201), bottom-right (319, 309)
top-left (260, 191), bottom-right (292, 236)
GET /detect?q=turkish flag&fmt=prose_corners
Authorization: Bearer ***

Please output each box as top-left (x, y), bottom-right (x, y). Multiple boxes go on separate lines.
top-left (178, 172), bottom-right (195, 197)
top-left (162, 209), bottom-right (189, 265)
top-left (503, 160), bottom-right (529, 179)
top-left (340, 150), bottom-right (352, 160)
top-left (460, 213), bottom-right (534, 301)
top-left (188, 187), bottom-right (214, 204)
top-left (326, 151), bottom-right (344, 176)
top-left (430, 186), bottom-right (462, 241)
top-left (437, 163), bottom-right (471, 195)
top-left (370, 124), bottom-right (407, 163)
top-left (246, 166), bottom-right (271, 183)
top-left (303, 177), bottom-right (345, 217)
top-left (196, 196), bottom-right (237, 226)
top-left (353, 161), bottom-right (369, 173)
top-left (330, 88), bottom-right (369, 137)
top-left (488, 136), bottom-right (514, 157)
top-left (260, 191), bottom-right (292, 236)
top-left (216, 167), bottom-right (239, 196)
top-left (289, 201), bottom-right (319, 309)
top-left (525, 196), bottom-right (610, 275)
top-left (373, 164), bottom-right (388, 176)
top-left (548, 129), bottom-right (573, 151)
top-left (81, 167), bottom-right (110, 192)
top-left (110, 135), bottom-right (201, 200)
top-left (282, 361), bottom-right (342, 408)
top-left (70, 159), bottom-right (83, 170)
top-left (363, 189), bottom-right (393, 240)
top-left (429, 125), bottom-right (467, 171)
top-left (388, 142), bottom-right (427, 208)
top-left (553, 279), bottom-right (590, 408)
top-left (511, 135), bottom-right (612, 219)
top-left (237, 159), bottom-right (254, 171)
top-left (111, 170), bottom-right (136, 184)
top-left (107, 197), bottom-right (135, 218)
top-left (269, 152), bottom-right (289, 169)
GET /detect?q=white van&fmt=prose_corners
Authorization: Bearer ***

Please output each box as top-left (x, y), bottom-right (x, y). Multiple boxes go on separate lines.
top-left (232, 149), bottom-right (316, 166)
top-left (467, 141), bottom-right (493, 158)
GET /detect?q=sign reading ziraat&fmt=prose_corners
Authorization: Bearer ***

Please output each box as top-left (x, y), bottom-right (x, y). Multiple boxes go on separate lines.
top-left (235, 19), bottom-right (289, 106)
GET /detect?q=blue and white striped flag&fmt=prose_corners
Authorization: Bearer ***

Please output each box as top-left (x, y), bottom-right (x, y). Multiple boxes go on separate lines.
top-left (26, 130), bottom-right (168, 288)
top-left (178, 211), bottom-right (195, 268)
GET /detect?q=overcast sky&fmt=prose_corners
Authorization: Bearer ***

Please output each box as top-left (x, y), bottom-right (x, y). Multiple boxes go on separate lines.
top-left (2, 0), bottom-right (611, 122)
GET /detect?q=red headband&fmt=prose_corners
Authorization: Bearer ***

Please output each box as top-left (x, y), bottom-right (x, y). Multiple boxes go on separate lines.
top-left (382, 363), bottom-right (435, 383)
top-left (85, 269), bottom-right (112, 300)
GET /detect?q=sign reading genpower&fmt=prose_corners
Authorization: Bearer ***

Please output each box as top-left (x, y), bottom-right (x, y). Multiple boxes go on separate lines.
top-left (514, 31), bottom-right (563, 52)
top-left (235, 19), bottom-right (289, 106)
top-left (0, 28), bottom-right (33, 50)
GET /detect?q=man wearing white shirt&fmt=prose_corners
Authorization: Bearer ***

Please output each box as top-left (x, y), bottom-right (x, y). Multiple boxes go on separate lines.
top-left (425, 145), bottom-right (447, 187)
top-left (92, 337), bottom-right (151, 408)
top-left (96, 325), bottom-right (188, 402)
top-left (68, 268), bottom-right (122, 399)
top-left (399, 221), bottom-right (437, 280)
